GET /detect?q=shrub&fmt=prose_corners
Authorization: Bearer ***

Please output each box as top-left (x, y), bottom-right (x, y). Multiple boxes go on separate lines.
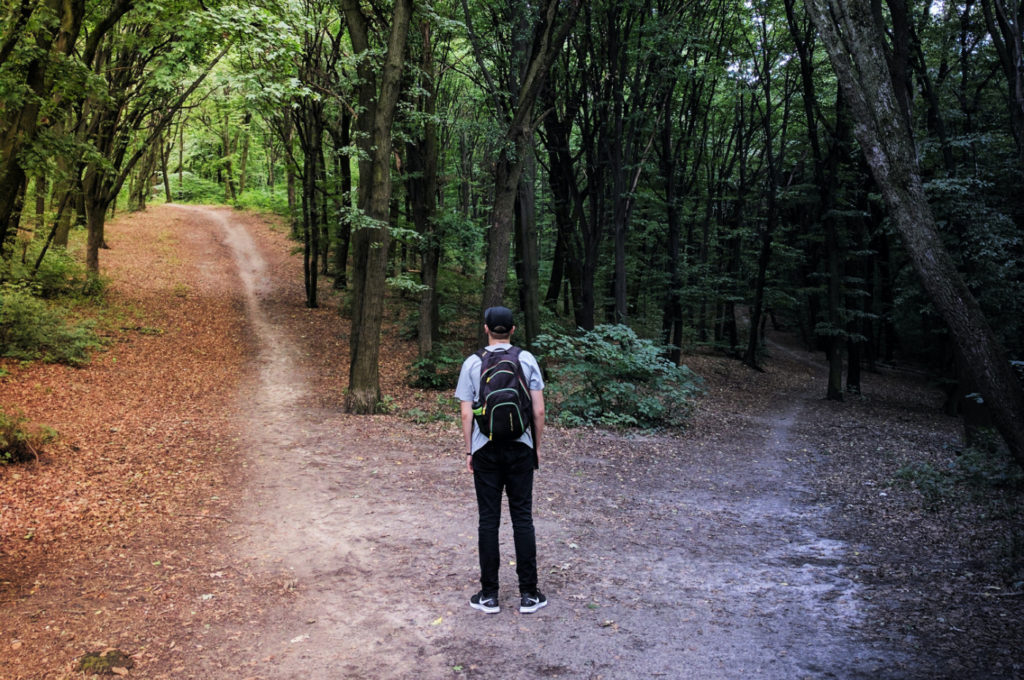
top-left (0, 243), bottom-right (98, 300)
top-left (167, 172), bottom-right (224, 204)
top-left (0, 408), bottom-right (57, 464)
top-left (234, 188), bottom-right (291, 216)
top-left (0, 282), bottom-right (103, 365)
top-left (892, 433), bottom-right (1023, 509)
top-left (408, 343), bottom-right (464, 390)
top-left (534, 324), bottom-right (703, 430)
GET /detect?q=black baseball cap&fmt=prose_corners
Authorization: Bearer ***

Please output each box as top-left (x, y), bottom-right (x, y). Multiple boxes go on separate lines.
top-left (484, 306), bottom-right (515, 333)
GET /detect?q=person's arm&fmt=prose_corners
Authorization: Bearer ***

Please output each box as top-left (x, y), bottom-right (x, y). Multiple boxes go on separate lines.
top-left (530, 389), bottom-right (545, 467)
top-left (461, 400), bottom-right (475, 472)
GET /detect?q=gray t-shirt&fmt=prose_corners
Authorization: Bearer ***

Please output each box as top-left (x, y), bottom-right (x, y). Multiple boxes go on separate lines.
top-left (455, 343), bottom-right (544, 454)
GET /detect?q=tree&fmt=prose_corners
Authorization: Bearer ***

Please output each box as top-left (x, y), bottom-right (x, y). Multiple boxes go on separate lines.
top-left (0, 0), bottom-right (87, 256)
top-left (342, 0), bottom-right (413, 413)
top-left (461, 0), bottom-right (581, 344)
top-left (806, 0), bottom-right (1024, 463)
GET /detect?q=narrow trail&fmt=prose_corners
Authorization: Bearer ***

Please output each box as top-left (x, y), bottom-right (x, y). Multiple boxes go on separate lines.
top-left (184, 205), bottom-right (911, 679)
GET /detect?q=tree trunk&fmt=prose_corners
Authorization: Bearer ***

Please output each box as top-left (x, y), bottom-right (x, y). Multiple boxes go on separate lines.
top-left (83, 192), bottom-right (108, 273)
top-left (0, 0), bottom-right (85, 255)
top-left (409, 20), bottom-right (441, 358)
top-left (161, 134), bottom-right (173, 202)
top-left (808, 0), bottom-right (1024, 462)
top-left (34, 172), bottom-right (46, 232)
top-left (283, 120), bottom-right (298, 238)
top-left (980, 0), bottom-right (1024, 164)
top-left (238, 111), bottom-right (252, 195)
top-left (342, 0), bottom-right (412, 414)
top-left (514, 137), bottom-right (540, 348)
top-left (658, 87), bottom-right (683, 363)
top-left (222, 111), bottom-right (236, 202)
top-left (332, 108), bottom-right (353, 289)
top-left (825, 213), bottom-right (845, 400)
top-left (468, 0), bottom-right (582, 329)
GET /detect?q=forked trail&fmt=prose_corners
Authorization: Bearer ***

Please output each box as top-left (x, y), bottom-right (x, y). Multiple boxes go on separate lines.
top-left (186, 204), bottom-right (908, 679)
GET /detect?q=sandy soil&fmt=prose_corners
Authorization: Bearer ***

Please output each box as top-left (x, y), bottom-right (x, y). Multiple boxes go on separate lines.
top-left (2, 204), bottom-right (1021, 679)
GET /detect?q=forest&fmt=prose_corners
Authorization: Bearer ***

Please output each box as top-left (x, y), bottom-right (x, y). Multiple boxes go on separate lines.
top-left (2, 0), bottom-right (1024, 676)
top-left (4, 0), bottom-right (1024, 456)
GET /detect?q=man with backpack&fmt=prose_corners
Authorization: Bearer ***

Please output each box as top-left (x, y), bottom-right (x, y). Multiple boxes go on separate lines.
top-left (455, 305), bottom-right (547, 615)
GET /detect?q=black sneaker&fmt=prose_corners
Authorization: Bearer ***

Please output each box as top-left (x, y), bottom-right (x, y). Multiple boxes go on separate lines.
top-left (519, 591), bottom-right (548, 614)
top-left (470, 591), bottom-right (500, 614)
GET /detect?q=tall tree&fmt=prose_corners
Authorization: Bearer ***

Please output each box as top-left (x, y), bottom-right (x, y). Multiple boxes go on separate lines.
top-left (342, 0), bottom-right (413, 413)
top-left (806, 0), bottom-right (1024, 462)
top-left (462, 0), bottom-right (581, 343)
top-left (0, 0), bottom-right (87, 256)
top-left (980, 0), bottom-right (1024, 165)
top-left (79, 3), bottom-right (229, 272)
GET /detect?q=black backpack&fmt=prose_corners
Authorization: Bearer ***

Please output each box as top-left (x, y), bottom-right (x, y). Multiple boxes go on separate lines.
top-left (472, 346), bottom-right (533, 442)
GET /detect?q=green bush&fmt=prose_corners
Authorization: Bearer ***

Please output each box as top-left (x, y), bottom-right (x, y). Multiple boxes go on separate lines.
top-left (534, 324), bottom-right (702, 430)
top-left (167, 172), bottom-right (224, 203)
top-left (408, 343), bottom-right (464, 390)
top-left (0, 243), bottom-right (98, 300)
top-left (893, 434), bottom-right (1023, 509)
top-left (0, 408), bottom-right (57, 464)
top-left (894, 461), bottom-right (950, 508)
top-left (234, 188), bottom-right (291, 216)
top-left (0, 282), bottom-right (103, 365)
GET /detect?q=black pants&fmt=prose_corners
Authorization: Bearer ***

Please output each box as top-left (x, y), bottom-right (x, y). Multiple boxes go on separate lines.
top-left (472, 441), bottom-right (537, 595)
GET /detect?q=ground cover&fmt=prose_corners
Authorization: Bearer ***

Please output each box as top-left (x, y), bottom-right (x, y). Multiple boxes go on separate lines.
top-left (1, 205), bottom-right (1020, 679)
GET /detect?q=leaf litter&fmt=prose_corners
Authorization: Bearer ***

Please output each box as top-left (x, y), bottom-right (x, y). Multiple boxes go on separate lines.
top-left (0, 204), bottom-right (1020, 678)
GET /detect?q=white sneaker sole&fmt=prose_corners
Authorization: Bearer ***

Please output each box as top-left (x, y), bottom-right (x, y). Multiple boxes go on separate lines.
top-left (519, 599), bottom-right (548, 614)
top-left (471, 601), bottom-right (500, 614)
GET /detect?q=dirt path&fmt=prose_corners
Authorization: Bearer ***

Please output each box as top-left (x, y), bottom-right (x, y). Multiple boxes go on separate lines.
top-left (166, 205), bottom-right (911, 680)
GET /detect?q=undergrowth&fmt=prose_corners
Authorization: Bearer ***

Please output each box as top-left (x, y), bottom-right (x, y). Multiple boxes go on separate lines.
top-left (0, 407), bottom-right (57, 464)
top-left (893, 431), bottom-right (1024, 509)
top-left (0, 243), bottom-right (106, 365)
top-left (535, 324), bottom-right (703, 430)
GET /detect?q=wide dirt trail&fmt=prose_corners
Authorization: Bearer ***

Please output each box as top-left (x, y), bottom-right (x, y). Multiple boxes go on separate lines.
top-left (186, 205), bottom-right (909, 679)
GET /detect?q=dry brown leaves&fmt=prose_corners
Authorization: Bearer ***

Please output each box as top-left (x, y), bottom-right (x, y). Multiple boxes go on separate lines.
top-left (0, 207), bottom-right (251, 679)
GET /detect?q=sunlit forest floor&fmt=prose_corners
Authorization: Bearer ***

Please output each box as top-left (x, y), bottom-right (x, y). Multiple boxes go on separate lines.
top-left (1, 205), bottom-right (1021, 678)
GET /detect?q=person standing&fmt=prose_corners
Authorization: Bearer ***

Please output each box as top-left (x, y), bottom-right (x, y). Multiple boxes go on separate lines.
top-left (455, 306), bottom-right (547, 614)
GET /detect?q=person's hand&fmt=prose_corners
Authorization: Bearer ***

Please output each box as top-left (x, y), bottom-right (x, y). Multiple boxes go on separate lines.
top-left (466, 454), bottom-right (473, 473)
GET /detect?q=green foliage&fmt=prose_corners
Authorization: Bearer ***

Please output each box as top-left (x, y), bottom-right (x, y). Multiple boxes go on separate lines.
top-left (32, 248), bottom-right (94, 299)
top-left (535, 325), bottom-right (702, 430)
top-left (375, 394), bottom-right (397, 414)
top-left (168, 172), bottom-right (225, 204)
top-left (386, 272), bottom-right (429, 297)
top-left (403, 395), bottom-right (458, 424)
top-left (0, 243), bottom-right (96, 299)
top-left (408, 343), bottom-right (463, 390)
top-left (0, 408), bottom-right (57, 465)
top-left (893, 461), bottom-right (950, 509)
top-left (0, 282), bottom-right (103, 365)
top-left (893, 434), bottom-right (1024, 510)
top-left (233, 188), bottom-right (291, 216)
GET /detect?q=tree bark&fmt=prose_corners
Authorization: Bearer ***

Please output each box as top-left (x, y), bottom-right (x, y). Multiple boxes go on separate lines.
top-left (514, 137), bottom-right (540, 348)
top-left (0, 0), bottom-right (85, 255)
top-left (342, 0), bottom-right (412, 414)
top-left (465, 0), bottom-right (582, 330)
top-left (807, 0), bottom-right (1024, 462)
top-left (408, 20), bottom-right (441, 358)
top-left (330, 108), bottom-right (353, 289)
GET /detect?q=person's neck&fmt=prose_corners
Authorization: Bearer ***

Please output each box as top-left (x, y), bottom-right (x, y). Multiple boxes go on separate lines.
top-left (487, 337), bottom-right (511, 347)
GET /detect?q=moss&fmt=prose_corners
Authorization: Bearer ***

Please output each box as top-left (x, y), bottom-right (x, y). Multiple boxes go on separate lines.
top-left (76, 649), bottom-right (134, 674)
